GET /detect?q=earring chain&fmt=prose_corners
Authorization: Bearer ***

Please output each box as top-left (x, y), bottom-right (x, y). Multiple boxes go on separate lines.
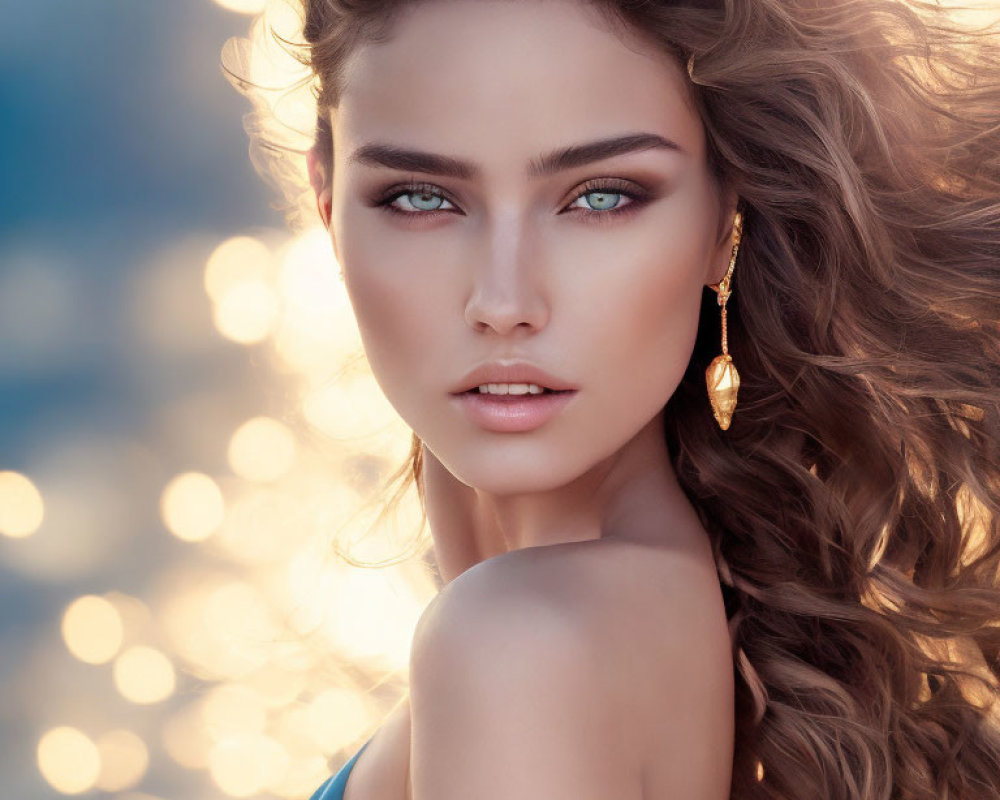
top-left (712, 210), bottom-right (742, 357)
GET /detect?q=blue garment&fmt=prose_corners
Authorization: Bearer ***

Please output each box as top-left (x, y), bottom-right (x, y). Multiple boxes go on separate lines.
top-left (308, 739), bottom-right (373, 800)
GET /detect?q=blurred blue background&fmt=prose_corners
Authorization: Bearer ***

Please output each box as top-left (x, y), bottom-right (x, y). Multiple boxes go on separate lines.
top-left (0, 0), bottom-right (275, 460)
top-left (0, 1), bottom-right (432, 798)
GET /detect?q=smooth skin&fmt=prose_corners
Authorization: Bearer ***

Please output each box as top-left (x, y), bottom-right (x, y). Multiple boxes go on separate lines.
top-left (307, 1), bottom-right (736, 798)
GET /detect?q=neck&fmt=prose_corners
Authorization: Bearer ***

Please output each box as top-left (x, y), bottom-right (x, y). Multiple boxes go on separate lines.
top-left (434, 410), bottom-right (710, 582)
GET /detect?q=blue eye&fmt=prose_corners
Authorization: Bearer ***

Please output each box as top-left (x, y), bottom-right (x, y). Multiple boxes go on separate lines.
top-left (568, 190), bottom-right (628, 212)
top-left (373, 179), bottom-right (648, 220)
top-left (392, 189), bottom-right (456, 213)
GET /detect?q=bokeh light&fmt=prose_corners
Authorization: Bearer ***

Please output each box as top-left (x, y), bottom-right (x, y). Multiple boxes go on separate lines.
top-left (303, 688), bottom-right (370, 755)
top-left (162, 702), bottom-right (213, 770)
top-left (160, 471), bottom-right (226, 542)
top-left (0, 446), bottom-right (133, 581)
top-left (201, 683), bottom-right (269, 739)
top-left (95, 729), bottom-right (149, 792)
top-left (113, 645), bottom-right (177, 704)
top-left (269, 754), bottom-right (331, 800)
top-left (201, 580), bottom-right (284, 675)
top-left (272, 226), bottom-right (363, 380)
top-left (61, 594), bottom-right (125, 665)
top-left (227, 415), bottom-right (297, 482)
top-left (208, 731), bottom-right (290, 797)
top-left (213, 279), bottom-right (281, 344)
top-left (160, 572), bottom-right (296, 681)
top-left (204, 235), bottom-right (274, 303)
top-left (37, 726), bottom-right (101, 795)
top-left (0, 470), bottom-right (44, 538)
top-left (300, 371), bottom-right (413, 466)
top-left (239, 660), bottom-right (308, 709)
top-left (213, 0), bottom-right (268, 15)
top-left (215, 487), bottom-right (304, 565)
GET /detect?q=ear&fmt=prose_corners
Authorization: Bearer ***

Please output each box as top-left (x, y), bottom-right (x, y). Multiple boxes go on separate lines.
top-left (306, 147), bottom-right (333, 231)
top-left (705, 187), bottom-right (742, 289)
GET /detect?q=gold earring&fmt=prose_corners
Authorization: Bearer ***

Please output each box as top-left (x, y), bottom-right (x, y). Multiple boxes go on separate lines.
top-left (705, 211), bottom-right (743, 431)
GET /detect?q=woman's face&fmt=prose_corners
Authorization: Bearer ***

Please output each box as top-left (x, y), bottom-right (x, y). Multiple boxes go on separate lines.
top-left (317, 0), bottom-right (738, 495)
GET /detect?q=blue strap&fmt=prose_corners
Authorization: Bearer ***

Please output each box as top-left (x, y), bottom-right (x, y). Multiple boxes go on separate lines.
top-left (308, 739), bottom-right (372, 800)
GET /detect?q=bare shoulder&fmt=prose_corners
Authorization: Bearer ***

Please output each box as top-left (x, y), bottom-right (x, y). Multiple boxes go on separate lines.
top-left (409, 538), bottom-right (734, 800)
top-left (415, 537), bottom-right (730, 665)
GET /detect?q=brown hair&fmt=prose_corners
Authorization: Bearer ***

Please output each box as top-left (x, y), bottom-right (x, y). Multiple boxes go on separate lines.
top-left (224, 1), bottom-right (1000, 797)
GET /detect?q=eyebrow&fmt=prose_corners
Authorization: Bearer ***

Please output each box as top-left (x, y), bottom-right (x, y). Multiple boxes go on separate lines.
top-left (347, 132), bottom-right (684, 180)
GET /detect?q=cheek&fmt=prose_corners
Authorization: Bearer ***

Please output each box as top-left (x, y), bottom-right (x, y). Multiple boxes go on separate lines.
top-left (636, 256), bottom-right (703, 367)
top-left (335, 212), bottom-right (448, 398)
top-left (566, 236), bottom-right (707, 402)
top-left (345, 263), bottom-right (421, 379)
top-left (574, 190), bottom-right (716, 400)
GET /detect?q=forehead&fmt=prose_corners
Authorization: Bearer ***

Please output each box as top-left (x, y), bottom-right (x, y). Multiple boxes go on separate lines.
top-left (332, 0), bottom-right (704, 169)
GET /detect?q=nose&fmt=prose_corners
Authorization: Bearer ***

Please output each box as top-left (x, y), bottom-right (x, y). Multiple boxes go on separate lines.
top-left (463, 227), bottom-right (550, 335)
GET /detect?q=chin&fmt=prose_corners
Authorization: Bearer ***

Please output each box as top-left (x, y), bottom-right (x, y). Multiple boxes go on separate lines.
top-left (437, 446), bottom-right (592, 496)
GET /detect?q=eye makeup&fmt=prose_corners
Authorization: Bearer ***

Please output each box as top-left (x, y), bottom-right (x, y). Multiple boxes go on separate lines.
top-left (366, 177), bottom-right (654, 224)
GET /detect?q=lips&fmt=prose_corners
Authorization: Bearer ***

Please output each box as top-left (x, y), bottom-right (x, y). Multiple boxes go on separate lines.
top-left (450, 360), bottom-right (578, 394)
top-left (461, 386), bottom-right (568, 395)
top-left (451, 384), bottom-right (579, 432)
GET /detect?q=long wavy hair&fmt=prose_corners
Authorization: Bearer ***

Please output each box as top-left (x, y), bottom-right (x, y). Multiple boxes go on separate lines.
top-left (223, 1), bottom-right (1000, 798)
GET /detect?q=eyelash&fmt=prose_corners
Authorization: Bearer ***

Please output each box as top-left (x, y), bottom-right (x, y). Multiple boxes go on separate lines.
top-left (372, 178), bottom-right (649, 223)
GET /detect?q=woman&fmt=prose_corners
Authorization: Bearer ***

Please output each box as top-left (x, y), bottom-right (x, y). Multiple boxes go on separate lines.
top-left (226, 0), bottom-right (1000, 798)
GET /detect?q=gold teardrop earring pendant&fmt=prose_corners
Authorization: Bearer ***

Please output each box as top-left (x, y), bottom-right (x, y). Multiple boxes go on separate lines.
top-left (705, 211), bottom-right (743, 431)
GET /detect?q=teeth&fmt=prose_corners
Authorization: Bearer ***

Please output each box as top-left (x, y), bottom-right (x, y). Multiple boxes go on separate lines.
top-left (477, 383), bottom-right (546, 395)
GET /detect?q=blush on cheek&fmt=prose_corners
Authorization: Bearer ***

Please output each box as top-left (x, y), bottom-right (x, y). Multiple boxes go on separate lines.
top-left (346, 267), bottom-right (413, 360)
top-left (342, 250), bottom-right (449, 405)
top-left (625, 254), bottom-right (705, 379)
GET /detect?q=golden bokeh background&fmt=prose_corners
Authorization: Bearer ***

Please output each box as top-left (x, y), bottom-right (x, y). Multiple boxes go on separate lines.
top-left (2, 217), bottom-right (436, 797)
top-left (1, 0), bottom-right (996, 798)
top-left (2, 2), bottom-right (435, 797)
top-left (4, 187), bottom-right (435, 797)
